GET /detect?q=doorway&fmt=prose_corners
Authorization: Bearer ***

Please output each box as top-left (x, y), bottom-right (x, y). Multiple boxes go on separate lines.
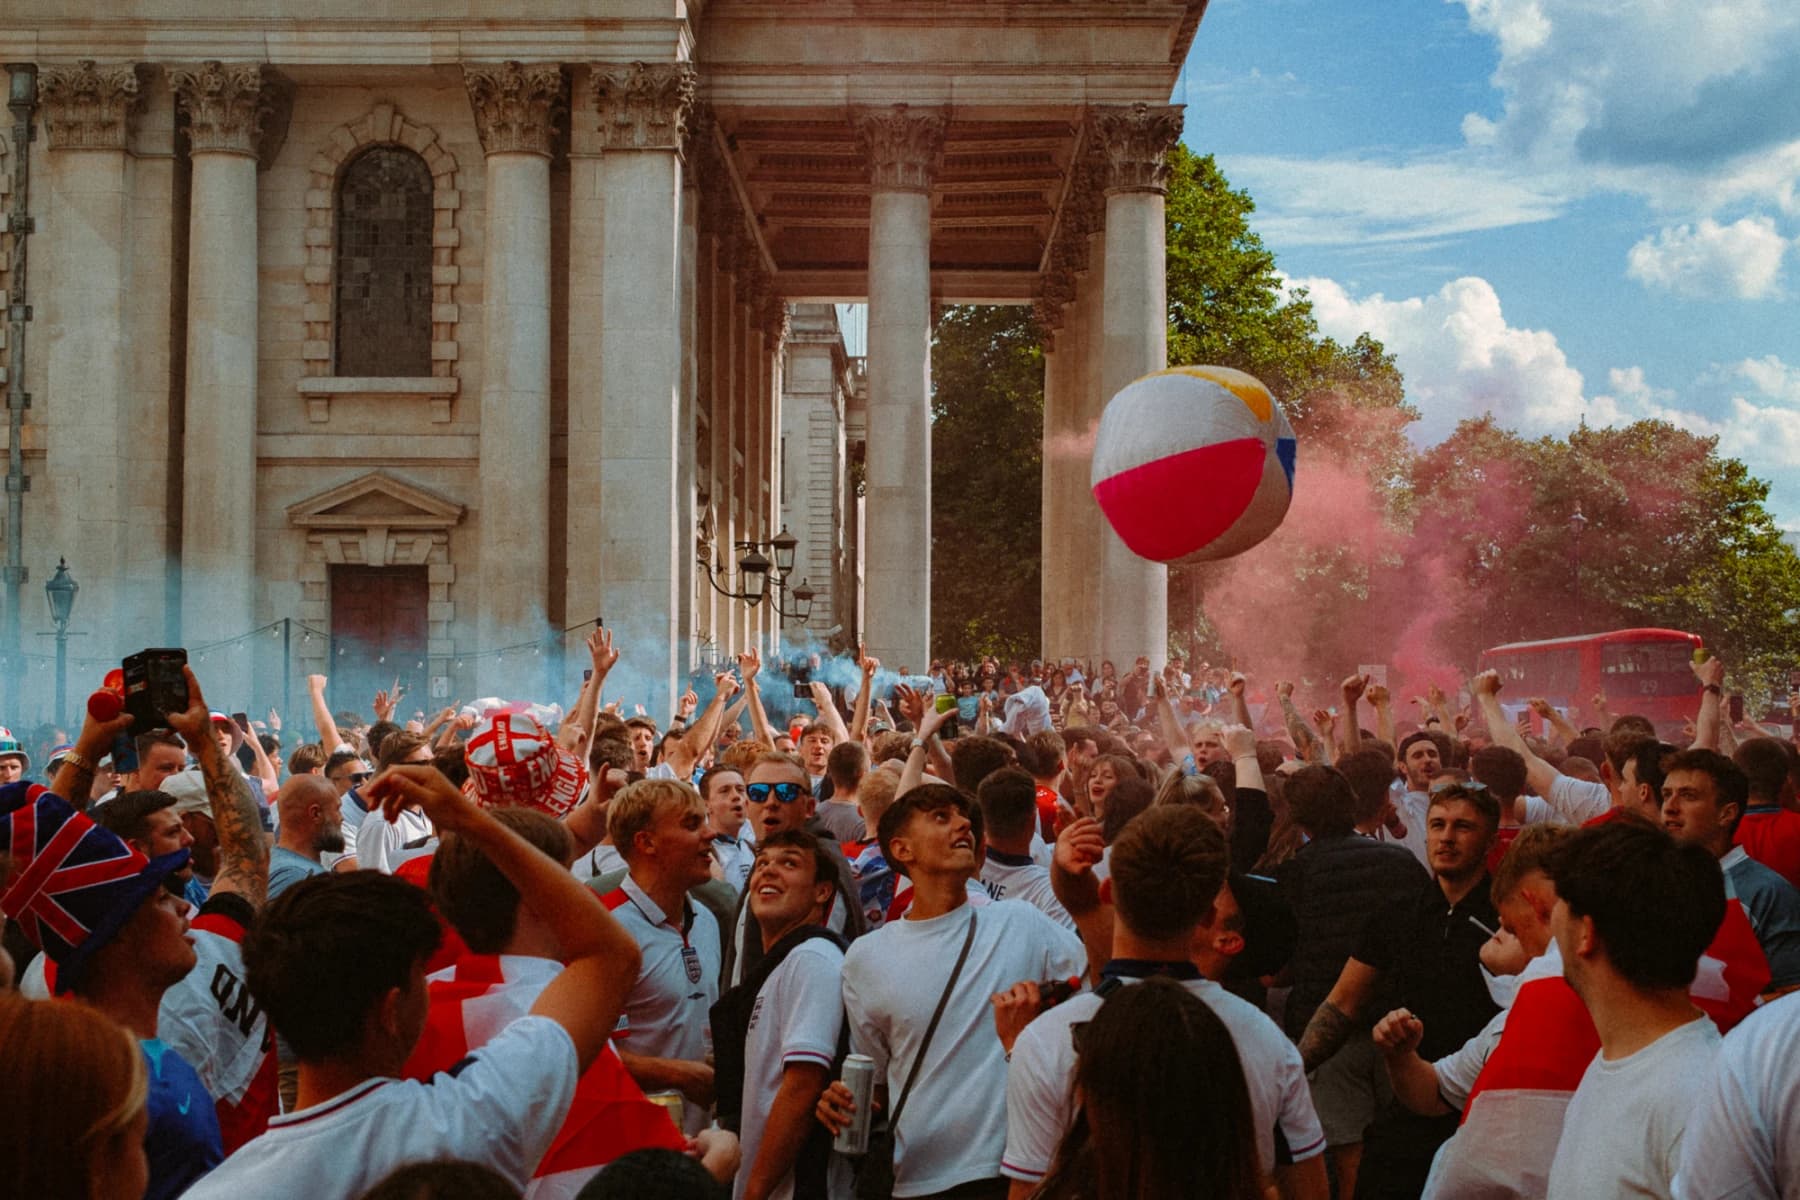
top-left (328, 565), bottom-right (429, 724)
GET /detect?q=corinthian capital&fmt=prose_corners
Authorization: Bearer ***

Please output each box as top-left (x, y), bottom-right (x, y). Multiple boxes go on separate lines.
top-left (39, 60), bottom-right (144, 150)
top-left (171, 62), bottom-right (269, 157)
top-left (464, 62), bottom-right (567, 158)
top-left (853, 104), bottom-right (946, 193)
top-left (1088, 103), bottom-right (1184, 195)
top-left (592, 62), bottom-right (698, 152)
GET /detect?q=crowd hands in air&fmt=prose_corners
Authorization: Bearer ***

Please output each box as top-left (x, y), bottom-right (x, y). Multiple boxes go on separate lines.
top-left (4, 630), bottom-right (1800, 1200)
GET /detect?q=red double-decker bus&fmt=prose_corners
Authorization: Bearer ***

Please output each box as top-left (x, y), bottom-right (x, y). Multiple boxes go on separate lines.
top-left (1478, 628), bottom-right (1705, 733)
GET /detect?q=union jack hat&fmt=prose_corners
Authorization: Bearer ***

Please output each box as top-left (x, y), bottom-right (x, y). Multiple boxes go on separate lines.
top-left (0, 782), bottom-right (190, 993)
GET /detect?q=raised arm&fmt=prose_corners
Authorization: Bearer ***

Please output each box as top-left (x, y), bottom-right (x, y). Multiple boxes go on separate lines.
top-left (664, 672), bottom-right (743, 777)
top-left (1276, 682), bottom-right (1320, 763)
top-left (738, 649), bottom-right (775, 747)
top-left (307, 674), bottom-right (346, 752)
top-left (367, 765), bottom-right (641, 1072)
top-left (1152, 676), bottom-right (1191, 770)
top-left (1050, 815), bottom-right (1111, 985)
top-left (1338, 674), bottom-right (1369, 759)
top-left (240, 718), bottom-right (280, 793)
top-left (51, 703), bottom-right (135, 812)
top-left (849, 648), bottom-right (878, 744)
top-left (898, 695), bottom-right (954, 797)
top-left (560, 627), bottom-right (617, 754)
top-left (1367, 683), bottom-right (1397, 749)
top-left (1691, 657), bottom-right (1724, 751)
top-left (1527, 698), bottom-right (1581, 748)
top-left (808, 678), bottom-right (851, 745)
top-left (1472, 671), bottom-right (1562, 799)
top-left (169, 667), bottom-right (269, 910)
top-left (1226, 671), bottom-right (1253, 731)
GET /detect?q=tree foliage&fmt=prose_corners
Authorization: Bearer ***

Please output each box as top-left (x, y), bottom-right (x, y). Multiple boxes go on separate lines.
top-left (929, 305), bottom-right (1045, 661)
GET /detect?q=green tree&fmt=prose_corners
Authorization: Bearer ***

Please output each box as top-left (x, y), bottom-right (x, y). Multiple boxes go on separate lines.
top-left (930, 305), bottom-right (1045, 661)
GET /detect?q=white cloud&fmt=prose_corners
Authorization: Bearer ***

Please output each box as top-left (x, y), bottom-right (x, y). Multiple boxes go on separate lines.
top-left (1293, 274), bottom-right (1587, 440)
top-left (1219, 153), bottom-right (1563, 248)
top-left (1292, 273), bottom-right (1800, 520)
top-left (1625, 217), bottom-right (1789, 299)
top-left (1449, 0), bottom-right (1800, 213)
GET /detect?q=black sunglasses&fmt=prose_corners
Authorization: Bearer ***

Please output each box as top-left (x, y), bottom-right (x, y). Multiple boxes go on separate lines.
top-left (746, 781), bottom-right (807, 806)
top-left (336, 770), bottom-right (372, 785)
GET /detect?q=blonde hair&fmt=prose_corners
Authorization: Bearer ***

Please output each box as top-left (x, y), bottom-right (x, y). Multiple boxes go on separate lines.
top-left (0, 996), bottom-right (148, 1196)
top-left (1154, 768), bottom-right (1226, 819)
top-left (856, 768), bottom-right (901, 826)
top-left (718, 740), bottom-right (773, 775)
top-left (607, 778), bottom-right (704, 861)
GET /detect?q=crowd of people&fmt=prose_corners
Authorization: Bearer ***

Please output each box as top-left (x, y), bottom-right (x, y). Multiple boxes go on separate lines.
top-left (3, 625), bottom-right (1800, 1200)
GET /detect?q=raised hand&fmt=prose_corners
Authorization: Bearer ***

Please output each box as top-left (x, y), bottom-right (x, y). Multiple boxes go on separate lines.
top-left (1693, 655), bottom-right (1725, 690)
top-left (1053, 816), bottom-right (1106, 877)
top-left (1220, 723), bottom-right (1257, 761)
top-left (736, 647), bottom-right (762, 683)
top-left (1341, 673), bottom-right (1370, 704)
top-left (587, 626), bottom-right (619, 676)
top-left (893, 683), bottom-right (927, 728)
top-left (366, 763), bottom-right (481, 834)
top-left (1471, 670), bottom-right (1502, 698)
top-left (266, 706), bottom-right (282, 732)
top-left (1311, 707), bottom-right (1338, 738)
top-left (1228, 672), bottom-right (1247, 697)
top-left (714, 670), bottom-right (741, 701)
top-left (1275, 680), bottom-right (1295, 701)
top-left (1426, 682), bottom-right (1447, 708)
top-left (677, 690), bottom-right (699, 720)
top-left (1527, 697), bottom-right (1555, 718)
top-left (1366, 683), bottom-right (1391, 708)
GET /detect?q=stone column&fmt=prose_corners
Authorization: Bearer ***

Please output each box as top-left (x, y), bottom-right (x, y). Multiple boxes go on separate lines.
top-left (1036, 296), bottom-right (1069, 660)
top-left (465, 62), bottom-right (563, 693)
top-left (37, 62), bottom-right (142, 663)
top-left (591, 62), bottom-right (696, 713)
top-left (855, 104), bottom-right (943, 672)
top-left (1092, 103), bottom-right (1181, 670)
top-left (172, 62), bottom-right (268, 696)
top-left (1077, 220), bottom-right (1107, 663)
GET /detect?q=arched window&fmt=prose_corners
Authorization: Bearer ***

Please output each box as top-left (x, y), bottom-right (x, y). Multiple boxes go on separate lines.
top-left (334, 146), bottom-right (433, 376)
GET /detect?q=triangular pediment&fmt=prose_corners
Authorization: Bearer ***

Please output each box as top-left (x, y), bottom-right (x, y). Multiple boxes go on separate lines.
top-left (286, 471), bottom-right (465, 530)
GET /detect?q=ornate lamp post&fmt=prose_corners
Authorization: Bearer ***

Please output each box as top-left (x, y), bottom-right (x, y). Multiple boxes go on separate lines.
top-left (44, 557), bottom-right (77, 723)
top-left (1569, 505), bottom-right (1587, 634)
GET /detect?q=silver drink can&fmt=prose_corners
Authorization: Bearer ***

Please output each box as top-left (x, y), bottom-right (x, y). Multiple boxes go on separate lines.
top-left (833, 1054), bottom-right (877, 1155)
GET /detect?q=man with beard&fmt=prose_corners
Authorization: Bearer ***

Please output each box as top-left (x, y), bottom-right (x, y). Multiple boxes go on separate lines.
top-left (267, 775), bottom-right (346, 900)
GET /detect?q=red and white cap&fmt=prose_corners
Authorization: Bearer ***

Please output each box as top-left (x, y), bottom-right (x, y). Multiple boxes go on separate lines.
top-left (464, 712), bottom-right (587, 818)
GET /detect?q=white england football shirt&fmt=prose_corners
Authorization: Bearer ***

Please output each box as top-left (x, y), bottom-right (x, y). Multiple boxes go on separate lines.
top-left (735, 937), bottom-right (853, 1200)
top-left (603, 874), bottom-right (723, 1134)
top-left (182, 1015), bottom-right (579, 1198)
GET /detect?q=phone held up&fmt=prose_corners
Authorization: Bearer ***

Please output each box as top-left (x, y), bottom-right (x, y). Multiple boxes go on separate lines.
top-left (122, 648), bottom-right (190, 733)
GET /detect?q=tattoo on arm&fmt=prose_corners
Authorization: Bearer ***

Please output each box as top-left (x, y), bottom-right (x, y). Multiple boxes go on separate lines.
top-left (201, 742), bottom-right (269, 908)
top-left (50, 762), bottom-right (97, 811)
top-left (1298, 1000), bottom-right (1356, 1074)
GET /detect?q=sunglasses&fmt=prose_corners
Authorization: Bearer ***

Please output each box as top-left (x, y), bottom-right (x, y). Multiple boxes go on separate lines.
top-left (335, 770), bottom-right (372, 786)
top-left (746, 781), bottom-right (808, 806)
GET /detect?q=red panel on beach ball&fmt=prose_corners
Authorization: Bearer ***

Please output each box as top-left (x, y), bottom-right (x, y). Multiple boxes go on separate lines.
top-left (1092, 438), bottom-right (1265, 563)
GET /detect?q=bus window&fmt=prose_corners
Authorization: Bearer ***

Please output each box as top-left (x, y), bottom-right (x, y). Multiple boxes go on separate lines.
top-left (1601, 642), bottom-right (1695, 698)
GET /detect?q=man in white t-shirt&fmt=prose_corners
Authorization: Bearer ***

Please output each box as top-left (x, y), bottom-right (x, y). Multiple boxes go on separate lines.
top-left (1004, 806), bottom-right (1326, 1200)
top-left (817, 783), bottom-right (1085, 1200)
top-left (1543, 819), bottom-right (1726, 1200)
top-left (354, 735), bottom-right (435, 872)
top-left (187, 764), bottom-right (643, 1197)
top-left (712, 828), bottom-right (851, 1200)
top-left (1673, 990), bottom-right (1800, 1199)
top-left (601, 777), bottom-right (724, 1134)
top-left (975, 768), bottom-right (1073, 931)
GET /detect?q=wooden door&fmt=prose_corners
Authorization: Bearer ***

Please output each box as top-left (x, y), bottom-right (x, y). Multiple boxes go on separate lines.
top-left (329, 565), bottom-right (429, 722)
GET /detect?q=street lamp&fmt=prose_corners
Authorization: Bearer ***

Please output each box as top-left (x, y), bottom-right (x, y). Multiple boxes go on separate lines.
top-left (1569, 505), bottom-right (1587, 634)
top-left (702, 543), bottom-right (771, 607)
top-left (769, 527), bottom-right (798, 577)
top-left (44, 557), bottom-right (77, 723)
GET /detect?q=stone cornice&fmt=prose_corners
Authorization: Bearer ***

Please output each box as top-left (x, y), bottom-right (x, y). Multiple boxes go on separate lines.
top-left (592, 62), bottom-right (698, 152)
top-left (170, 61), bottom-right (269, 158)
top-left (463, 61), bottom-right (566, 158)
top-left (38, 60), bottom-right (144, 151)
top-left (1088, 102), bottom-right (1183, 194)
top-left (853, 103), bottom-right (946, 193)
top-left (760, 296), bottom-right (790, 351)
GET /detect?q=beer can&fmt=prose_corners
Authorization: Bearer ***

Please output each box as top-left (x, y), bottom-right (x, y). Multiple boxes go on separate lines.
top-left (833, 1054), bottom-right (877, 1155)
top-left (646, 1089), bottom-right (685, 1132)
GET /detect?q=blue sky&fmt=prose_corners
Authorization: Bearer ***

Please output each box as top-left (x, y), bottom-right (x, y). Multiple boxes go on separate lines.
top-left (1176, 0), bottom-right (1800, 531)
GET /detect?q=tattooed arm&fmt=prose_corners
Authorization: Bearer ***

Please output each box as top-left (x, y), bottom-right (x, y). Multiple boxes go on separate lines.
top-left (168, 667), bottom-right (269, 909)
top-left (1298, 957), bottom-right (1382, 1073)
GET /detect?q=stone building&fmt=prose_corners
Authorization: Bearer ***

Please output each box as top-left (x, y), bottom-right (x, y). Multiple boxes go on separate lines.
top-left (0, 1), bottom-right (1205, 720)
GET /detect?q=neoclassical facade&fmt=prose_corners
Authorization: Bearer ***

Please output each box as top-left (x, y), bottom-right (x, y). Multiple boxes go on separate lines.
top-left (0, 1), bottom-right (1203, 718)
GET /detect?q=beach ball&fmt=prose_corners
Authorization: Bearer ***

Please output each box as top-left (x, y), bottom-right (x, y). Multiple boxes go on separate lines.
top-left (1089, 366), bottom-right (1296, 564)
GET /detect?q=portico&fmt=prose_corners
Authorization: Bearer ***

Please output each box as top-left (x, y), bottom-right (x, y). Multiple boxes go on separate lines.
top-left (0, 0), bottom-right (1203, 721)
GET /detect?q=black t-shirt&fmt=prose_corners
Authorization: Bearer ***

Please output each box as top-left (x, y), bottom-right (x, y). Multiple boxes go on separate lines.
top-left (1353, 873), bottom-right (1500, 1061)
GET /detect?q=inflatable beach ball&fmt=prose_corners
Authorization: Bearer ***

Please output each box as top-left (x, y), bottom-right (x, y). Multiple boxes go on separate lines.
top-left (1089, 366), bottom-right (1296, 564)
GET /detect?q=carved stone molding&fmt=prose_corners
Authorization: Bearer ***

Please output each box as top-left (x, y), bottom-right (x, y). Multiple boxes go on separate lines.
top-left (592, 62), bottom-right (698, 152)
top-left (1033, 299), bottom-right (1062, 344)
top-left (463, 62), bottom-right (566, 158)
top-left (1088, 103), bottom-right (1184, 195)
top-left (171, 62), bottom-right (269, 158)
top-left (760, 296), bottom-right (790, 352)
top-left (299, 102), bottom-right (462, 385)
top-left (38, 60), bottom-right (144, 151)
top-left (853, 104), bottom-right (947, 193)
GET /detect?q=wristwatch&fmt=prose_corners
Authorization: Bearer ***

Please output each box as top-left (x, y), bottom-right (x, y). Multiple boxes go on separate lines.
top-left (1704, 684), bottom-right (1722, 695)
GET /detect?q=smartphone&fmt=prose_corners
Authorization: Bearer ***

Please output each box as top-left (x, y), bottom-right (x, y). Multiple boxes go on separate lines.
top-left (122, 648), bottom-right (189, 733)
top-left (792, 665), bottom-right (813, 700)
top-left (1728, 694), bottom-right (1745, 724)
top-left (230, 711), bottom-right (250, 734)
top-left (1788, 669), bottom-right (1800, 691)
top-left (935, 691), bottom-right (960, 740)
